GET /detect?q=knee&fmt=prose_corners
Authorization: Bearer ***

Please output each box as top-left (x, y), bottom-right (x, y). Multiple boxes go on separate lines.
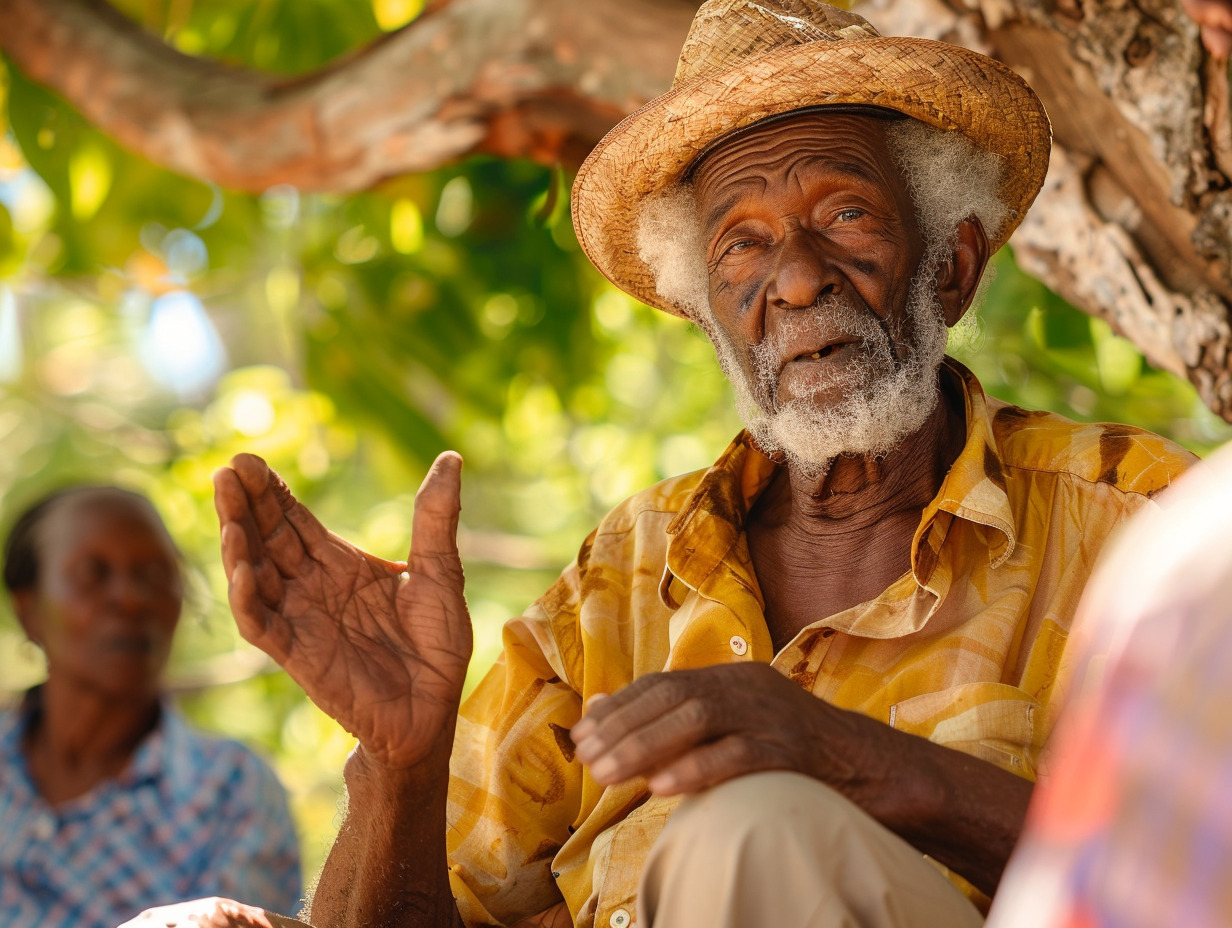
top-left (662, 770), bottom-right (866, 850)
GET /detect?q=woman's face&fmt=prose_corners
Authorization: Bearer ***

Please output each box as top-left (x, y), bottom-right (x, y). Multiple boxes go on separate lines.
top-left (16, 495), bottom-right (183, 700)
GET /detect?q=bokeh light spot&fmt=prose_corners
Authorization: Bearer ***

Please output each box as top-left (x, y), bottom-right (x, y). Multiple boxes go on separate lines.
top-left (0, 287), bottom-right (21, 383)
top-left (390, 199), bottom-right (424, 254)
top-left (138, 291), bottom-right (227, 397)
top-left (231, 390), bottom-right (276, 437)
top-left (436, 177), bottom-right (473, 237)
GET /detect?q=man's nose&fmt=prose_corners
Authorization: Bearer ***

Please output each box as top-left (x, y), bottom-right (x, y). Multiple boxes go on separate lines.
top-left (765, 230), bottom-right (839, 310)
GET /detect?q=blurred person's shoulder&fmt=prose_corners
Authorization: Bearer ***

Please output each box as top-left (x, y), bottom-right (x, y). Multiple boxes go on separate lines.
top-left (161, 708), bottom-right (288, 804)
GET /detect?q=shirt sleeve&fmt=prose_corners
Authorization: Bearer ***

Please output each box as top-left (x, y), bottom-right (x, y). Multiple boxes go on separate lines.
top-left (446, 550), bottom-right (589, 928)
top-left (194, 745), bottom-right (304, 916)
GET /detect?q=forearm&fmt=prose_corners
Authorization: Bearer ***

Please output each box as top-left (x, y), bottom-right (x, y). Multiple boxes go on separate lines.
top-left (868, 730), bottom-right (1033, 898)
top-left (309, 731), bottom-right (465, 928)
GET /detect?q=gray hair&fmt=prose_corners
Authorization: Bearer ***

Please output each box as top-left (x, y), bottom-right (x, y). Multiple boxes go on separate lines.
top-left (635, 118), bottom-right (1009, 324)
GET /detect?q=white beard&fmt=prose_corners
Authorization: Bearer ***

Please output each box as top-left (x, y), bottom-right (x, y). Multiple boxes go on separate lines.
top-left (707, 270), bottom-right (950, 477)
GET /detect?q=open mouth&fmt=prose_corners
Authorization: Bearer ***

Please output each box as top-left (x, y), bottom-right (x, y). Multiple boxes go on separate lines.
top-left (794, 342), bottom-right (843, 362)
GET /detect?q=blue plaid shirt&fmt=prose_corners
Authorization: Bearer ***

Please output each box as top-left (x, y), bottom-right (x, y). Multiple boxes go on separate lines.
top-left (0, 691), bottom-right (302, 928)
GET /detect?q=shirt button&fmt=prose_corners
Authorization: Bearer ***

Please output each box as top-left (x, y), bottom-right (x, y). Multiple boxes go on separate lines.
top-left (729, 635), bottom-right (748, 656)
top-left (31, 814), bottom-right (56, 841)
top-left (610, 909), bottom-right (631, 928)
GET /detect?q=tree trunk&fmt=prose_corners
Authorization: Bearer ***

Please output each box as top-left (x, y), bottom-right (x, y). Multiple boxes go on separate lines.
top-left (2, 0), bottom-right (1230, 418)
top-left (859, 0), bottom-right (1232, 419)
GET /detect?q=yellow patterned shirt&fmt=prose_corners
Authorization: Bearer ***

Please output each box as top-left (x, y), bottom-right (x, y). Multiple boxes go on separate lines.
top-left (445, 360), bottom-right (1194, 927)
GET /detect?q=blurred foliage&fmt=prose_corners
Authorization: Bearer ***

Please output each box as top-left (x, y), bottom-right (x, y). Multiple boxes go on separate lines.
top-left (1, 0), bottom-right (1230, 886)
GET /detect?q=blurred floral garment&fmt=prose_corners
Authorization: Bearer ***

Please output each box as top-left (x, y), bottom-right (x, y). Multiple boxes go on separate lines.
top-left (442, 360), bottom-right (1194, 928)
top-left (0, 692), bottom-right (302, 928)
top-left (988, 439), bottom-right (1232, 928)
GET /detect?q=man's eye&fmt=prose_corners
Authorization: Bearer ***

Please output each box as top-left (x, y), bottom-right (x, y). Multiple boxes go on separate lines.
top-left (723, 239), bottom-right (759, 256)
top-left (837, 208), bottom-right (864, 222)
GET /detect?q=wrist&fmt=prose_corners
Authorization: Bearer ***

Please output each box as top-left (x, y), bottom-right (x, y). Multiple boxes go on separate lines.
top-left (811, 708), bottom-right (945, 832)
top-left (344, 726), bottom-right (455, 798)
top-left (877, 731), bottom-right (950, 835)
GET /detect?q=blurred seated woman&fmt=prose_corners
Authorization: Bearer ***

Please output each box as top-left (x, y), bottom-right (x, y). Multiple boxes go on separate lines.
top-left (0, 486), bottom-right (302, 928)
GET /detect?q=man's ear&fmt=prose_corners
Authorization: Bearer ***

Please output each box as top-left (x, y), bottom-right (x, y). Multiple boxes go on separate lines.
top-left (933, 215), bottom-right (991, 328)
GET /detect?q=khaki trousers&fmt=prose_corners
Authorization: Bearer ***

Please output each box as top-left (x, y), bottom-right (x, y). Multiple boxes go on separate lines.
top-left (636, 772), bottom-right (984, 928)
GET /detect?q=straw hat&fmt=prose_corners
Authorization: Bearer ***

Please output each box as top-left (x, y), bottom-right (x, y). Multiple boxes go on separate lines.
top-left (571, 0), bottom-right (1052, 320)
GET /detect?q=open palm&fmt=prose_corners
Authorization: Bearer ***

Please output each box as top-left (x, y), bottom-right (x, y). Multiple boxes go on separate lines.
top-left (213, 451), bottom-right (472, 769)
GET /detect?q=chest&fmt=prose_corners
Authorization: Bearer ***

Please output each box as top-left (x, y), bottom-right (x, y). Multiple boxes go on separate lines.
top-left (747, 516), bottom-right (918, 650)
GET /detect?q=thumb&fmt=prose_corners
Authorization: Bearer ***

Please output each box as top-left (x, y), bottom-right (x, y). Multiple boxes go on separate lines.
top-left (409, 451), bottom-right (463, 570)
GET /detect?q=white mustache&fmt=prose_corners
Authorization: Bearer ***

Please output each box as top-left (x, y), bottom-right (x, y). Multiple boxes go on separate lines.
top-left (748, 298), bottom-right (896, 410)
top-left (709, 269), bottom-right (950, 476)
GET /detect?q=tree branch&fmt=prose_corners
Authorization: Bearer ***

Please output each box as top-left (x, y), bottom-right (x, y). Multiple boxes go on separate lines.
top-left (0, 0), bottom-right (695, 191)
top-left (5, 0), bottom-right (1232, 418)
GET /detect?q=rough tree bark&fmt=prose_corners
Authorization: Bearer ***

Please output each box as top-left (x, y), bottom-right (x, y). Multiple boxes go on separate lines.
top-left (2, 0), bottom-right (1231, 418)
top-left (863, 0), bottom-right (1232, 420)
top-left (0, 0), bottom-right (694, 188)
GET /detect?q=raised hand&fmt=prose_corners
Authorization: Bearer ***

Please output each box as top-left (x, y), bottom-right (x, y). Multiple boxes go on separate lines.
top-left (213, 451), bottom-right (472, 770)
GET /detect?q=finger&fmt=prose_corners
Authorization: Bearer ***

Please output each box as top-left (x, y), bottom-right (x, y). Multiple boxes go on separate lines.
top-left (213, 464), bottom-right (250, 523)
top-left (229, 454), bottom-right (283, 533)
top-left (220, 521), bottom-right (285, 610)
top-left (114, 898), bottom-right (261, 928)
top-left (264, 912), bottom-right (314, 928)
top-left (214, 466), bottom-right (265, 569)
top-left (571, 671), bottom-right (689, 747)
top-left (250, 459), bottom-right (331, 550)
top-left (409, 451), bottom-right (464, 576)
top-left (216, 466), bottom-right (288, 611)
top-left (569, 692), bottom-right (612, 743)
top-left (216, 461), bottom-right (282, 591)
top-left (229, 454), bottom-right (326, 576)
top-left (1204, 24), bottom-right (1232, 56)
top-left (584, 698), bottom-right (714, 785)
top-left (227, 559), bottom-right (292, 661)
top-left (229, 455), bottom-right (300, 542)
top-left (1182, 0), bottom-right (1232, 28)
top-left (264, 914), bottom-right (312, 928)
top-left (645, 734), bottom-right (770, 796)
top-left (219, 509), bottom-right (250, 584)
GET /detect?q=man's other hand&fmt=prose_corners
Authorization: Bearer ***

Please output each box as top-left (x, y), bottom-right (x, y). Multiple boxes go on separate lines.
top-left (1182, 0), bottom-right (1232, 57)
top-left (213, 451), bottom-right (472, 770)
top-left (570, 663), bottom-right (888, 799)
top-left (117, 897), bottom-right (310, 928)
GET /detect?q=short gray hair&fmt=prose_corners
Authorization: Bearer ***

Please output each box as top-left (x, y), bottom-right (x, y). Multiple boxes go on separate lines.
top-left (635, 118), bottom-right (1008, 324)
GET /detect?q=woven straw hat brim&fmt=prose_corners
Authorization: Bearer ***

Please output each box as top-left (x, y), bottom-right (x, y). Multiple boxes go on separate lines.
top-left (572, 36), bottom-right (1052, 320)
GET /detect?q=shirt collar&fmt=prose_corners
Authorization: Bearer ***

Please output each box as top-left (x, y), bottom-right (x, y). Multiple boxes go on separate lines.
top-left (660, 358), bottom-right (1016, 612)
top-left (919, 358), bottom-right (1016, 570)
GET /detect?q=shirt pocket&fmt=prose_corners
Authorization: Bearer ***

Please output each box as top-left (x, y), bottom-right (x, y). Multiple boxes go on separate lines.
top-left (888, 681), bottom-right (1043, 779)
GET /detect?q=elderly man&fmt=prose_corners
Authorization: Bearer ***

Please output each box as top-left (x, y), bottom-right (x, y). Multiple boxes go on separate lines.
top-left (133, 2), bottom-right (1195, 927)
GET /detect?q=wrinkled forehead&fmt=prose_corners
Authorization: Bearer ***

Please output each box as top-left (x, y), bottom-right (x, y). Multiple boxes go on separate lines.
top-left (690, 110), bottom-right (914, 230)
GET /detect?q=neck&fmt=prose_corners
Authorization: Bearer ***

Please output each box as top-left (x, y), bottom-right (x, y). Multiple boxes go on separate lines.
top-left (23, 678), bottom-right (161, 805)
top-left (748, 378), bottom-right (966, 650)
top-left (757, 389), bottom-right (964, 532)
